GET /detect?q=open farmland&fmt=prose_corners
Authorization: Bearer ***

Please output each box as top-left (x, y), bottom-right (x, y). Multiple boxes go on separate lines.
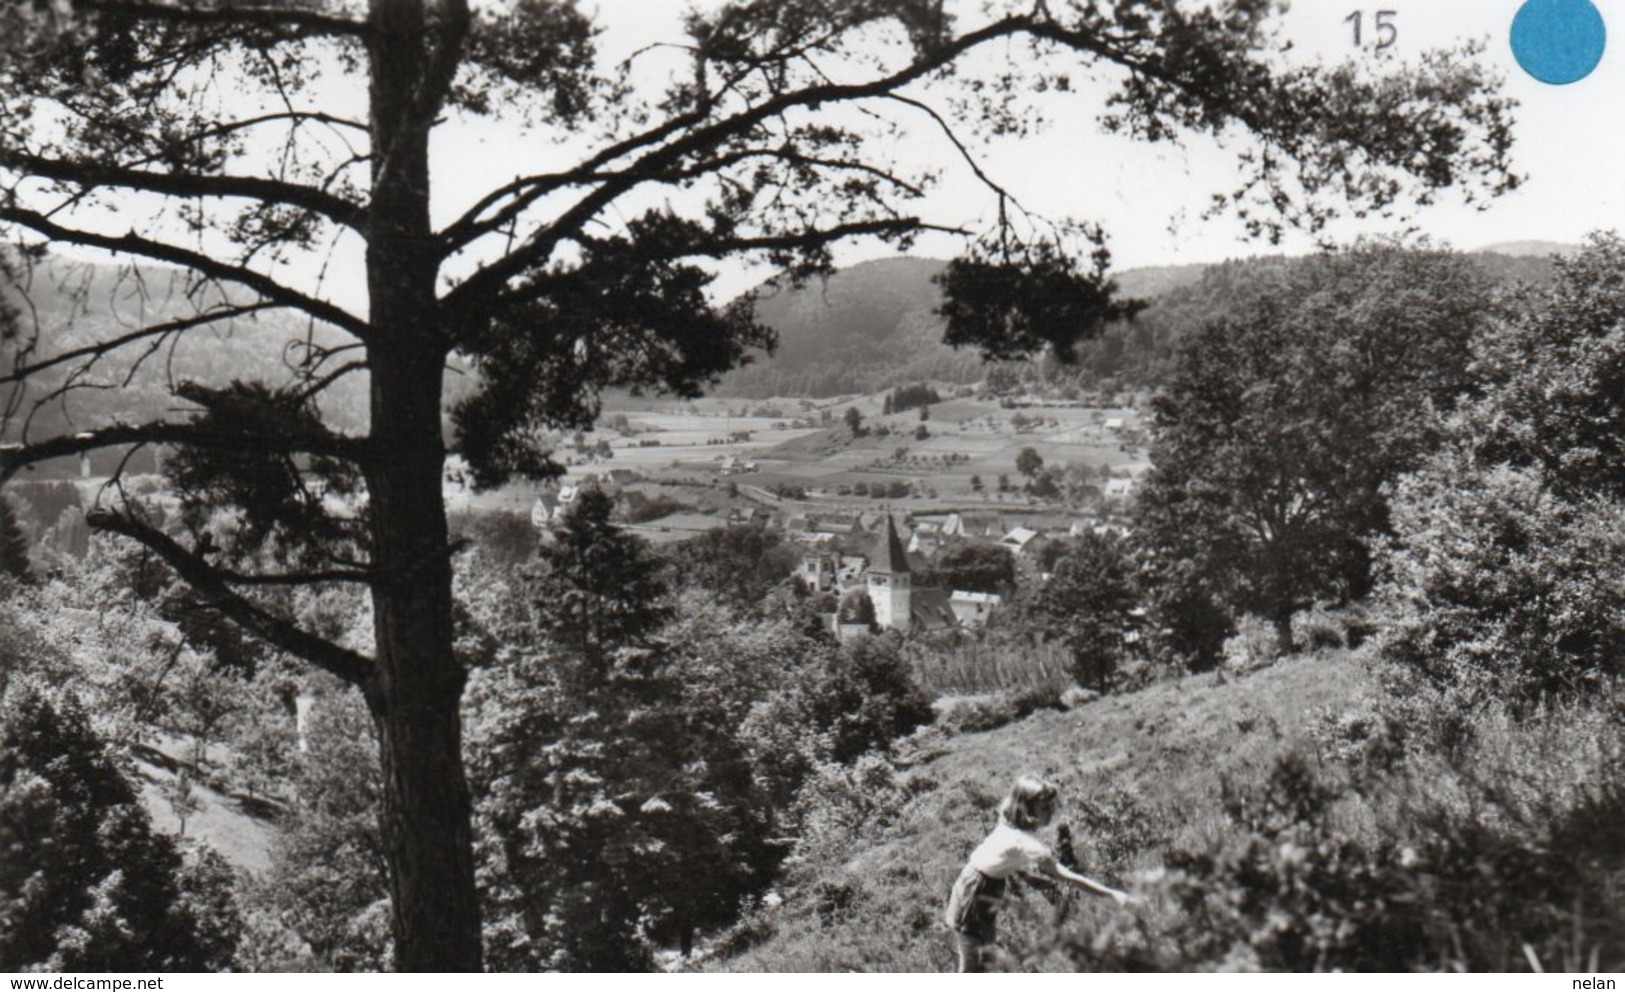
top-left (441, 388), bottom-right (1152, 521)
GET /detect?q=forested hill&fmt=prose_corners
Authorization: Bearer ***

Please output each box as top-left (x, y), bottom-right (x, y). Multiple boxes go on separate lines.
top-left (3, 246), bottom-right (1567, 427)
top-left (717, 247), bottom-right (1564, 398)
top-left (0, 255), bottom-right (370, 455)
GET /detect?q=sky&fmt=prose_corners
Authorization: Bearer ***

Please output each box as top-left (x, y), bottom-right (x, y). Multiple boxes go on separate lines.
top-left (961, 0), bottom-right (1625, 267)
top-left (444, 0), bottom-right (1625, 297)
top-left (36, 0), bottom-right (1625, 305)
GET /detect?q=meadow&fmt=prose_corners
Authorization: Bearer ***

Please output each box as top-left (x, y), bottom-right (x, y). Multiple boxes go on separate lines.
top-left (706, 644), bottom-right (1623, 973)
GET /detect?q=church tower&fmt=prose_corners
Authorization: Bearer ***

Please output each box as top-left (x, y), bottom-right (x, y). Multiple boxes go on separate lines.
top-left (867, 514), bottom-right (913, 632)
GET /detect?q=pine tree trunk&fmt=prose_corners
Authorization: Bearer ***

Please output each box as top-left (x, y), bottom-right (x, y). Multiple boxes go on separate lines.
top-left (362, 0), bottom-right (482, 971)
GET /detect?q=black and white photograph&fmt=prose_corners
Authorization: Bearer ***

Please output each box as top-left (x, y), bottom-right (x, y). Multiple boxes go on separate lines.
top-left (1, 0), bottom-right (1620, 974)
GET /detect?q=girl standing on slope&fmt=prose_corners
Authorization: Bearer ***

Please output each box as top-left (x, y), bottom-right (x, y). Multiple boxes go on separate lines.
top-left (945, 776), bottom-right (1132, 972)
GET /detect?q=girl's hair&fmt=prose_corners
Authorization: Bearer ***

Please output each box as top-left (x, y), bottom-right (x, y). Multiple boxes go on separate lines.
top-left (998, 775), bottom-right (1059, 830)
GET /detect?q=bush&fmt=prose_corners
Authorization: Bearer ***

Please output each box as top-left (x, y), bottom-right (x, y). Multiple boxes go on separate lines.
top-left (0, 690), bottom-right (241, 971)
top-left (1379, 458), bottom-right (1624, 711)
top-left (1220, 614), bottom-right (1280, 673)
top-left (935, 694), bottom-right (1020, 734)
top-left (810, 636), bottom-right (935, 764)
top-left (1058, 701), bottom-right (1625, 972)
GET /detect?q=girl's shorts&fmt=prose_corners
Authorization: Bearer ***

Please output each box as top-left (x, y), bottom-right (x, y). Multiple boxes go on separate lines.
top-left (945, 865), bottom-right (1006, 943)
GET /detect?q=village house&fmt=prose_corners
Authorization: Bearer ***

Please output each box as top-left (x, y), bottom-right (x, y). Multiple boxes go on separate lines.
top-left (999, 525), bottom-right (1041, 556)
top-left (949, 590), bottom-right (1002, 630)
top-left (1104, 477), bottom-right (1136, 502)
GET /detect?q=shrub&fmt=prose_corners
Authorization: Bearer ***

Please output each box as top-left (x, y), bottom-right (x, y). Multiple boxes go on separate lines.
top-left (0, 690), bottom-right (240, 971)
top-left (1220, 614), bottom-right (1280, 673)
top-left (1379, 457), bottom-right (1624, 711)
top-left (809, 636), bottom-right (935, 764)
top-left (934, 694), bottom-right (1020, 734)
top-left (1057, 702), bottom-right (1625, 972)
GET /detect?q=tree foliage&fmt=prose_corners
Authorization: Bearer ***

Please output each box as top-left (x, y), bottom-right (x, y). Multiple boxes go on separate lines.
top-left (1136, 245), bottom-right (1496, 651)
top-left (920, 542), bottom-right (1015, 594)
top-left (1379, 234), bottom-right (1625, 709)
top-left (262, 690), bottom-right (391, 972)
top-left (0, 690), bottom-right (239, 971)
top-left (663, 523), bottom-right (800, 609)
top-left (1027, 533), bottom-right (1137, 688)
top-left (471, 499), bottom-right (773, 969)
top-left (1015, 446), bottom-right (1044, 479)
top-left (0, 0), bottom-right (1521, 970)
top-left (0, 496), bottom-right (28, 581)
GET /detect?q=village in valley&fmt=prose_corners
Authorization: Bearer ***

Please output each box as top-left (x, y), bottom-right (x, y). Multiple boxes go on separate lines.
top-left (469, 386), bottom-right (1150, 639)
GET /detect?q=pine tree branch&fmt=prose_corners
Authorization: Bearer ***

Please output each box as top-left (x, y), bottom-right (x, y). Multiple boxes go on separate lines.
top-left (88, 0), bottom-right (370, 38)
top-left (2, 151), bottom-right (369, 231)
top-left (84, 509), bottom-right (374, 686)
top-left (0, 420), bottom-right (370, 484)
top-left (0, 206), bottom-right (371, 340)
top-left (0, 303), bottom-right (277, 384)
top-left (441, 14), bottom-right (1048, 311)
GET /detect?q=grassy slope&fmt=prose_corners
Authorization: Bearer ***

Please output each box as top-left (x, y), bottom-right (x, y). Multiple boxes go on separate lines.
top-left (711, 651), bottom-right (1373, 972)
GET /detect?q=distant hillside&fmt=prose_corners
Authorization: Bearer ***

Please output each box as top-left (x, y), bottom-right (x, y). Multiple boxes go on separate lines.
top-left (1, 255), bottom-right (369, 475)
top-left (1474, 240), bottom-right (1578, 258)
top-left (717, 248), bottom-right (1563, 398)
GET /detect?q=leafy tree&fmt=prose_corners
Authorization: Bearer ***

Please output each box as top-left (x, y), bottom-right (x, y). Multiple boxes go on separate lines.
top-left (1136, 245), bottom-right (1496, 653)
top-left (0, 690), bottom-right (239, 971)
top-left (1138, 553), bottom-right (1235, 672)
top-left (1466, 235), bottom-right (1625, 502)
top-left (1028, 533), bottom-right (1137, 689)
top-left (0, 1), bottom-right (1518, 969)
top-left (922, 542), bottom-right (1015, 594)
top-left (970, 474), bottom-right (984, 494)
top-left (1016, 447), bottom-right (1044, 479)
top-left (752, 633), bottom-right (933, 771)
top-left (889, 383), bottom-right (941, 413)
top-left (806, 636), bottom-right (935, 764)
top-left (664, 523), bottom-right (799, 608)
top-left (261, 690), bottom-right (390, 972)
top-left (837, 588), bottom-right (877, 630)
top-left (844, 406), bottom-right (866, 437)
top-left (1380, 235), bottom-right (1625, 708)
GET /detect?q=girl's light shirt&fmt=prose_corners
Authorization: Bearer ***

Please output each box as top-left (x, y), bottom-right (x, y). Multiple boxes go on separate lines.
top-left (966, 823), bottom-right (1052, 878)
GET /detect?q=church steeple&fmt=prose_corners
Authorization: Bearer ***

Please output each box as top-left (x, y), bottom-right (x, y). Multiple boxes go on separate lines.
top-left (870, 514), bottom-right (912, 575)
top-left (867, 514), bottom-right (912, 631)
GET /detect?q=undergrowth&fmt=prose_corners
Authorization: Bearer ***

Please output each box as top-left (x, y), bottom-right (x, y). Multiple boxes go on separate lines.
top-left (707, 649), bottom-right (1624, 972)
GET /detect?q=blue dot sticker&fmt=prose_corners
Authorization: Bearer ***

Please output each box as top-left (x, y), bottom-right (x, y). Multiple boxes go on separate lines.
top-left (1512, 0), bottom-right (1607, 85)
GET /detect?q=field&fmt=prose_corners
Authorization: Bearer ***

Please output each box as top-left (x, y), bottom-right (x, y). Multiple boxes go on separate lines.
top-left (447, 388), bottom-right (1154, 521)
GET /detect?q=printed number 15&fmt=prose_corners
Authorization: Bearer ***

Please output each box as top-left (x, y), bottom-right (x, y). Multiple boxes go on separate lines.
top-left (1345, 9), bottom-right (1398, 49)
